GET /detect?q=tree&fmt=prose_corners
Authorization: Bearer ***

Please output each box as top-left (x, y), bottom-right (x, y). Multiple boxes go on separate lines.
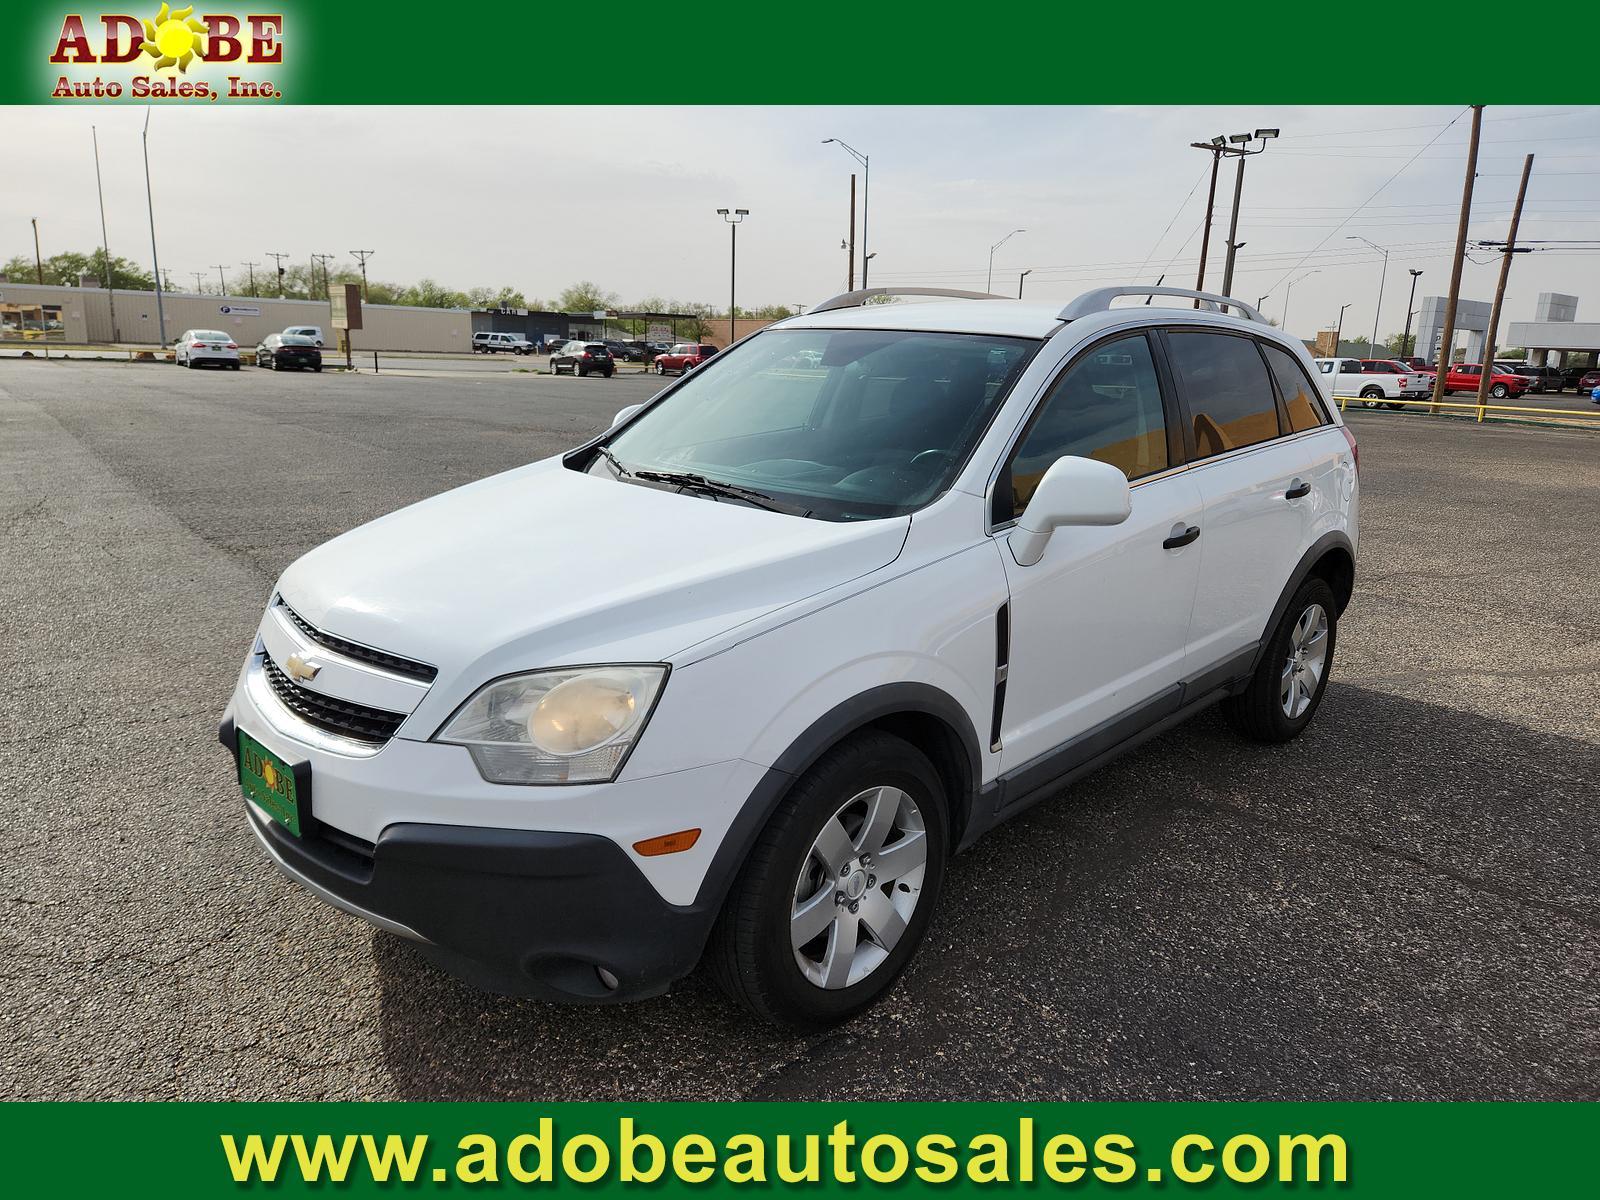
top-left (4, 248), bottom-right (154, 290)
top-left (466, 285), bottom-right (528, 311)
top-left (400, 278), bottom-right (469, 309)
top-left (557, 281), bottom-right (620, 313)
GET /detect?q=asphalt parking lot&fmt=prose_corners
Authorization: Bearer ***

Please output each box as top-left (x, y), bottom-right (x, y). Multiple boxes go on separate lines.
top-left (2, 359), bottom-right (1596, 1101)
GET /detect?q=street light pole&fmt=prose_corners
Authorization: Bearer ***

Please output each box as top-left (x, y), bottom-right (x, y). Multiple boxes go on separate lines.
top-left (1401, 269), bottom-right (1423, 357)
top-left (141, 109), bottom-right (167, 345)
top-left (717, 208), bottom-right (748, 345)
top-left (1346, 236), bottom-right (1390, 356)
top-left (1019, 269), bottom-right (1033, 298)
top-left (1282, 269), bottom-right (1319, 335)
top-left (91, 125), bottom-right (120, 342)
top-left (823, 138), bottom-right (870, 287)
top-left (1219, 128), bottom-right (1279, 299)
top-left (1335, 303), bottom-right (1351, 358)
top-left (987, 229), bottom-right (1024, 293)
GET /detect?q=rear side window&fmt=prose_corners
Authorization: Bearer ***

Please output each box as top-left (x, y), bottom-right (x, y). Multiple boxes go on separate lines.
top-left (1262, 344), bottom-right (1330, 433)
top-left (1001, 333), bottom-right (1168, 520)
top-left (1166, 332), bottom-right (1282, 457)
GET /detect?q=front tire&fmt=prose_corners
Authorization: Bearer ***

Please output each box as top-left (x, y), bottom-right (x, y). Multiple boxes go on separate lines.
top-left (708, 731), bottom-right (948, 1028)
top-left (1222, 577), bottom-right (1338, 743)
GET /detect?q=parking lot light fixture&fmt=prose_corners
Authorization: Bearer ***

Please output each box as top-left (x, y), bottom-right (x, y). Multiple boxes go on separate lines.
top-left (719, 208), bottom-right (748, 345)
top-left (1402, 269), bottom-right (1424, 358)
top-left (824, 138), bottom-right (871, 287)
top-left (987, 229), bottom-right (1025, 293)
top-left (1335, 302), bottom-right (1352, 358)
top-left (1019, 268), bottom-right (1033, 299)
top-left (1219, 129), bottom-right (1277, 299)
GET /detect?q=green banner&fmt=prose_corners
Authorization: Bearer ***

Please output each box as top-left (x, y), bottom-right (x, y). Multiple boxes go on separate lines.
top-left (2, 1), bottom-right (1597, 105)
top-left (2, 1103), bottom-right (1596, 1193)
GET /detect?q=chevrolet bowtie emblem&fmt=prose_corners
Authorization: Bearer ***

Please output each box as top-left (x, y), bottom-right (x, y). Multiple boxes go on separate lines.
top-left (284, 653), bottom-right (321, 682)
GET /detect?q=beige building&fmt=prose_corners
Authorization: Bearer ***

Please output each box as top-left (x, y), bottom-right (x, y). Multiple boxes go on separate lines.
top-left (0, 279), bottom-right (472, 353)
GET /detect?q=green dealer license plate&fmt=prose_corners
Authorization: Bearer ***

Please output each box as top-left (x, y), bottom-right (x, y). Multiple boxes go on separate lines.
top-left (238, 730), bottom-right (305, 837)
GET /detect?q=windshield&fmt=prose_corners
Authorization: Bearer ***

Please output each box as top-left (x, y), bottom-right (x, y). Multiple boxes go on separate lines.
top-left (597, 327), bottom-right (1039, 521)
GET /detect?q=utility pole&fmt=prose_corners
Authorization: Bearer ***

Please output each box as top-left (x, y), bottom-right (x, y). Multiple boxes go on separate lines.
top-left (311, 253), bottom-right (335, 300)
top-left (91, 125), bottom-right (119, 341)
top-left (1018, 269), bottom-right (1033, 298)
top-left (266, 251), bottom-right (289, 297)
top-left (211, 264), bottom-right (230, 295)
top-left (190, 271), bottom-right (205, 294)
top-left (141, 109), bottom-right (167, 345)
top-left (1430, 104), bottom-right (1485, 412)
top-left (349, 249), bottom-right (374, 300)
top-left (717, 208), bottom-right (748, 344)
top-left (242, 260), bottom-right (259, 296)
top-left (1475, 153), bottom-right (1535, 420)
top-left (31, 218), bottom-right (44, 283)
top-left (847, 173), bottom-right (856, 290)
top-left (1190, 138), bottom-right (1225, 300)
top-left (1401, 269), bottom-right (1423, 357)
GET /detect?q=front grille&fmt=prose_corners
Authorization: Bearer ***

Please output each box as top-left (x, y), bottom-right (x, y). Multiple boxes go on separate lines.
top-left (276, 600), bottom-right (437, 682)
top-left (262, 654), bottom-right (407, 745)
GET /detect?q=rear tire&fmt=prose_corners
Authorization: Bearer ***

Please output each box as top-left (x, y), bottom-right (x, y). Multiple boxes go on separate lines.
top-left (1359, 387), bottom-right (1384, 407)
top-left (1222, 577), bottom-right (1338, 744)
top-left (708, 731), bottom-right (948, 1028)
top-left (1490, 383), bottom-right (1509, 399)
top-left (1385, 402), bottom-right (1405, 411)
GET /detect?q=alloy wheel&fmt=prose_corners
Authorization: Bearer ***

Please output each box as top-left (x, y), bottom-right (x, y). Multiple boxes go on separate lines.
top-left (790, 786), bottom-right (929, 990)
top-left (1280, 602), bottom-right (1329, 719)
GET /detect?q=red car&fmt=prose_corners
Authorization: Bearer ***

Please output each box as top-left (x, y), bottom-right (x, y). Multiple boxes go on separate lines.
top-left (653, 343), bottom-right (718, 376)
top-left (1440, 363), bottom-right (1531, 399)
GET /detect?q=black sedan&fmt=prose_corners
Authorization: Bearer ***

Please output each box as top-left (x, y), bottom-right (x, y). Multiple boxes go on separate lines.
top-left (255, 333), bottom-right (323, 371)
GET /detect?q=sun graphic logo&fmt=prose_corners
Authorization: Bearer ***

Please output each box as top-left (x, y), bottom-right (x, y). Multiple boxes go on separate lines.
top-left (139, 3), bottom-right (209, 73)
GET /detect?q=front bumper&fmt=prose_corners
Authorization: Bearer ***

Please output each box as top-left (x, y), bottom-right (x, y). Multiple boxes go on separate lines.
top-left (222, 710), bottom-right (722, 1001)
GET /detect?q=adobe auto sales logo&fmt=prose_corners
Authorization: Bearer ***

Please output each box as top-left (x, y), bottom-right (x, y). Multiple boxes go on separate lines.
top-left (47, 4), bottom-right (286, 101)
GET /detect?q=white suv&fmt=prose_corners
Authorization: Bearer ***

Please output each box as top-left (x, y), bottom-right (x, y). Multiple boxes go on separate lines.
top-left (220, 286), bottom-right (1358, 1026)
top-left (472, 331), bottom-right (534, 354)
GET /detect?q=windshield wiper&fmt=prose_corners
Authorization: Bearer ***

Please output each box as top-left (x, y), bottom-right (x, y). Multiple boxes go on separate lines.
top-left (592, 445), bottom-right (633, 478)
top-left (632, 469), bottom-right (788, 513)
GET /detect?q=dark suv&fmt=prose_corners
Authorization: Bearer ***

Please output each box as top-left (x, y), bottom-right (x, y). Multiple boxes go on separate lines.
top-left (549, 341), bottom-right (615, 378)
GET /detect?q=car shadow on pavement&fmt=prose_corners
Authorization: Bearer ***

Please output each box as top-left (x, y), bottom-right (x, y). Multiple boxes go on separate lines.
top-left (373, 682), bottom-right (1600, 1101)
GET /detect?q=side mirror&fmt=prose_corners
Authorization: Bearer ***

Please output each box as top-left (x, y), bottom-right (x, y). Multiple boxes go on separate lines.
top-left (613, 404), bottom-right (642, 426)
top-left (1009, 456), bottom-right (1131, 567)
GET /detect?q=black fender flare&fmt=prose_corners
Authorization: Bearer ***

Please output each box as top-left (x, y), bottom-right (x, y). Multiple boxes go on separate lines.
top-left (1248, 531), bottom-right (1355, 676)
top-left (689, 682), bottom-right (983, 913)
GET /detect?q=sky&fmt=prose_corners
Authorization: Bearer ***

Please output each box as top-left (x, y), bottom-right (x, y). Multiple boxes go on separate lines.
top-left (3, 104), bottom-right (1598, 344)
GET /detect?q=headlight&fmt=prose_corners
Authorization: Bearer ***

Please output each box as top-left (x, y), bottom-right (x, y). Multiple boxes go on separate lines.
top-left (435, 665), bottom-right (667, 785)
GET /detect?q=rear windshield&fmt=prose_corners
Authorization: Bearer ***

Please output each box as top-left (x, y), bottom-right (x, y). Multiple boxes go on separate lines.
top-left (586, 344), bottom-right (610, 353)
top-left (194, 330), bottom-right (228, 340)
top-left (281, 335), bottom-right (316, 346)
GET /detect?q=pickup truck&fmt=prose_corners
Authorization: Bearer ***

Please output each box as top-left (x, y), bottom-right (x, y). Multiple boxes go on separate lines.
top-left (1313, 357), bottom-right (1428, 410)
top-left (1440, 363), bottom-right (1533, 399)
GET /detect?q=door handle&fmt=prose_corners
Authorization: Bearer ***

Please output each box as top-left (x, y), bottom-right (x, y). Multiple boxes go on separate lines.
top-left (1285, 480), bottom-right (1311, 499)
top-left (1162, 524), bottom-right (1200, 549)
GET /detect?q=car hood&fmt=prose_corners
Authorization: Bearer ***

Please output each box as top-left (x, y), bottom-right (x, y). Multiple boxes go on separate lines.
top-left (275, 457), bottom-right (909, 694)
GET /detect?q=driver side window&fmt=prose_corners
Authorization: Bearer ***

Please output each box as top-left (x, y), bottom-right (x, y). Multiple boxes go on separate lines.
top-left (999, 334), bottom-right (1168, 521)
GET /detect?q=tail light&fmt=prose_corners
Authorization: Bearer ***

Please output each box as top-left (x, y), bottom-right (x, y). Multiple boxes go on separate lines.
top-left (582, 351), bottom-right (592, 359)
top-left (1341, 425), bottom-right (1359, 473)
top-left (225, 343), bottom-right (237, 350)
top-left (191, 341), bottom-right (204, 348)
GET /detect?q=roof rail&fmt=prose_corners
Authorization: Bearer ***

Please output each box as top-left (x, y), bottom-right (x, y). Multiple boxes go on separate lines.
top-left (1058, 286), bottom-right (1268, 325)
top-left (808, 286), bottom-right (1008, 314)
